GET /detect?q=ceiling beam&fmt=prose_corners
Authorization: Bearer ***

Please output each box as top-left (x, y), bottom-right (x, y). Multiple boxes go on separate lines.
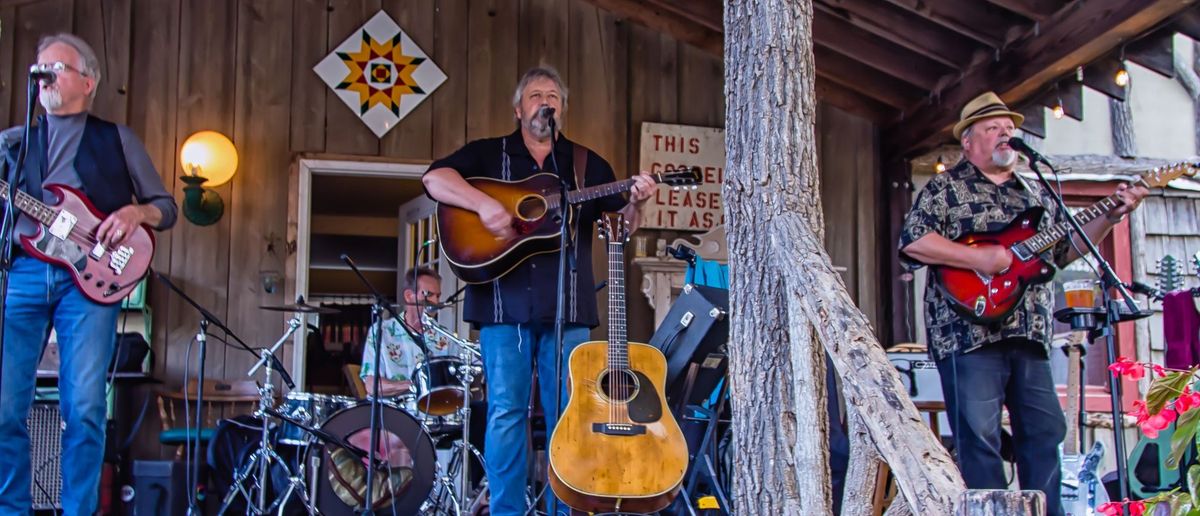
top-left (577, 0), bottom-right (722, 56)
top-left (813, 45), bottom-right (925, 108)
top-left (642, 0), bottom-right (722, 33)
top-left (816, 0), bottom-right (983, 69)
top-left (1082, 56), bottom-right (1129, 101)
top-left (983, 0), bottom-right (1065, 22)
top-left (1015, 102), bottom-right (1046, 138)
top-left (884, 0), bottom-right (1028, 49)
top-left (813, 9), bottom-right (954, 91)
top-left (1171, 6), bottom-right (1200, 41)
top-left (1037, 80), bottom-right (1084, 121)
top-left (883, 0), bottom-right (1197, 158)
top-left (815, 76), bottom-right (899, 123)
top-left (1126, 30), bottom-right (1176, 78)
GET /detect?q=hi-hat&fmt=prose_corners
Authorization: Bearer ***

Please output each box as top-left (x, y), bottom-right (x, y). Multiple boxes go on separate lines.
top-left (260, 296), bottom-right (340, 315)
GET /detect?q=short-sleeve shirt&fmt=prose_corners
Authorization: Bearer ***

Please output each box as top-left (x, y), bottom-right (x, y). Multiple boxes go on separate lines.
top-left (898, 160), bottom-right (1072, 360)
top-left (426, 129), bottom-right (627, 328)
top-left (359, 319), bottom-right (465, 384)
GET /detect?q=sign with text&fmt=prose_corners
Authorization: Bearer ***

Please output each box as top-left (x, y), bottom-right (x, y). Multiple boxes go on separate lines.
top-left (639, 122), bottom-right (725, 230)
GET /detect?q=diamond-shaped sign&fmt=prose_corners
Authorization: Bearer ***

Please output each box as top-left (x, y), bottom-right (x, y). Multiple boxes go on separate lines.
top-left (314, 10), bottom-right (447, 138)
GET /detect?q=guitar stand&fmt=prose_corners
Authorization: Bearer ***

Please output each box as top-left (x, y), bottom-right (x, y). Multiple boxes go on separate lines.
top-left (676, 377), bottom-right (731, 516)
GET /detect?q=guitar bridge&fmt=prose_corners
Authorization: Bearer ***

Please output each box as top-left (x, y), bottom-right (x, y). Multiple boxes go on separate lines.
top-left (592, 423), bottom-right (646, 436)
top-left (109, 245), bottom-right (133, 275)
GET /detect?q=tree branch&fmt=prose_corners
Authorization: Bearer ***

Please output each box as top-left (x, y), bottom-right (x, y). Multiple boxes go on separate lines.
top-left (840, 407), bottom-right (885, 516)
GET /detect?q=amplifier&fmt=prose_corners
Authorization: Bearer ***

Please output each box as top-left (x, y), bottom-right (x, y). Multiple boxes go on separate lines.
top-left (886, 352), bottom-right (944, 403)
top-left (132, 460), bottom-right (189, 515)
top-left (28, 400), bottom-right (64, 510)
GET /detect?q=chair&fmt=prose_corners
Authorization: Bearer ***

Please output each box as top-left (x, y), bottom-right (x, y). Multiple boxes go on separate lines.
top-left (157, 379), bottom-right (261, 459)
top-left (344, 364), bottom-right (367, 398)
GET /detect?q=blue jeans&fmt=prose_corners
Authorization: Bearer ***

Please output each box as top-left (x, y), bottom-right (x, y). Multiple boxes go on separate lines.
top-left (478, 323), bottom-right (588, 516)
top-left (936, 339), bottom-right (1067, 516)
top-left (0, 255), bottom-right (119, 515)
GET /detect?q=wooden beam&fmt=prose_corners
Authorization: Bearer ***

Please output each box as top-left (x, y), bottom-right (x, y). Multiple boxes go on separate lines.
top-left (983, 0), bottom-right (1065, 22)
top-left (1171, 6), bottom-right (1200, 41)
top-left (577, 0), bottom-right (722, 56)
top-left (815, 0), bottom-right (983, 69)
top-left (641, 0), bottom-right (722, 33)
top-left (1037, 80), bottom-right (1083, 121)
top-left (1127, 31), bottom-right (1176, 79)
top-left (885, 0), bottom-right (1027, 48)
top-left (814, 45), bottom-right (924, 108)
top-left (1082, 56), bottom-right (1129, 101)
top-left (813, 9), bottom-right (953, 91)
top-left (816, 76), bottom-right (899, 123)
top-left (883, 0), bottom-right (1197, 158)
top-left (1016, 102), bottom-right (1046, 138)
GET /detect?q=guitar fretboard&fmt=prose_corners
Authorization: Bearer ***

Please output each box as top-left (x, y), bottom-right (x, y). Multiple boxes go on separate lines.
top-left (0, 179), bottom-right (58, 227)
top-left (546, 177), bottom-right (642, 211)
top-left (607, 238), bottom-right (629, 371)
top-left (1015, 192), bottom-right (1125, 256)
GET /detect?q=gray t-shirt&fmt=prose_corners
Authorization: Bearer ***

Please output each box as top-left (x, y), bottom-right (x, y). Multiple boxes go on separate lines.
top-left (2, 113), bottom-right (177, 236)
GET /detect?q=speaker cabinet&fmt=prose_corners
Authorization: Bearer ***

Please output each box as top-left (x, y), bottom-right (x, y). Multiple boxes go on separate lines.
top-left (28, 401), bottom-right (63, 510)
top-left (132, 460), bottom-right (188, 515)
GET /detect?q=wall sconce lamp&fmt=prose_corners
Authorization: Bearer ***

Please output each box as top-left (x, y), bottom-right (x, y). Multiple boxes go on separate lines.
top-left (179, 130), bottom-right (239, 226)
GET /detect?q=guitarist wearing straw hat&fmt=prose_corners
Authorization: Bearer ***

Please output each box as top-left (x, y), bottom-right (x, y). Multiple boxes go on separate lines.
top-left (898, 91), bottom-right (1147, 516)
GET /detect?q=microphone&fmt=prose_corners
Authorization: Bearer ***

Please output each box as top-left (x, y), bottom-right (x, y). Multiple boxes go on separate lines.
top-left (1006, 137), bottom-right (1051, 166)
top-left (535, 105), bottom-right (556, 123)
top-left (29, 64), bottom-right (56, 84)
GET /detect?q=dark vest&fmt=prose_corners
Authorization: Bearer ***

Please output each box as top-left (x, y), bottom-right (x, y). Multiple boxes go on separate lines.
top-left (6, 114), bottom-right (134, 215)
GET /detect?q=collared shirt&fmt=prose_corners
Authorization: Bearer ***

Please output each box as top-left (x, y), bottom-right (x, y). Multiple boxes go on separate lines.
top-left (359, 319), bottom-right (464, 384)
top-left (426, 129), bottom-right (627, 328)
top-left (898, 160), bottom-right (1072, 360)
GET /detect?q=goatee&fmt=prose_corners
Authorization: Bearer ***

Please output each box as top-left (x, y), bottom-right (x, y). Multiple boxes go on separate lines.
top-left (39, 88), bottom-right (62, 111)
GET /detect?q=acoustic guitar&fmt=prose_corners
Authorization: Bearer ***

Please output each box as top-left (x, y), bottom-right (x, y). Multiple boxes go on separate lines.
top-left (931, 162), bottom-right (1197, 324)
top-left (548, 212), bottom-right (688, 513)
top-left (0, 180), bottom-right (153, 304)
top-left (435, 167), bottom-right (700, 284)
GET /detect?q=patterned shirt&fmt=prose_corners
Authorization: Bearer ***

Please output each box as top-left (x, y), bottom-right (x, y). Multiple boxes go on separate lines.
top-left (898, 160), bottom-right (1072, 360)
top-left (359, 319), bottom-right (463, 384)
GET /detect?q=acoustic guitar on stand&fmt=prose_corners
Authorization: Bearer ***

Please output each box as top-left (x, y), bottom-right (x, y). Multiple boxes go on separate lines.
top-left (548, 212), bottom-right (688, 513)
top-left (435, 167), bottom-right (700, 284)
top-left (0, 180), bottom-right (153, 304)
top-left (932, 162), bottom-right (1198, 324)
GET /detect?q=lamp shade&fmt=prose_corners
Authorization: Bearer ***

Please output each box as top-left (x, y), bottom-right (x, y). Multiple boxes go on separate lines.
top-left (180, 130), bottom-right (238, 187)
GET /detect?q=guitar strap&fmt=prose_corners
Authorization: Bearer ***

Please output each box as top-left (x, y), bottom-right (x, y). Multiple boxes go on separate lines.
top-left (572, 143), bottom-right (588, 191)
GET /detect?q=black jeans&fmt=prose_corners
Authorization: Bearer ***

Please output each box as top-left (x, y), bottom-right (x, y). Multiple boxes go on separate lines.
top-left (936, 339), bottom-right (1067, 516)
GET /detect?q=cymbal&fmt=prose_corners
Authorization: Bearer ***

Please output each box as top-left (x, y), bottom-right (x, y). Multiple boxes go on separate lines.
top-left (259, 301), bottom-right (340, 315)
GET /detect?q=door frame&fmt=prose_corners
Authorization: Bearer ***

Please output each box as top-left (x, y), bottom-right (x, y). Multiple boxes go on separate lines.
top-left (289, 157), bottom-right (430, 387)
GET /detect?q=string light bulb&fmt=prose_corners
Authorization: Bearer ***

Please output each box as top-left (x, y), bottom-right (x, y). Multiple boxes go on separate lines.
top-left (935, 156), bottom-right (946, 174)
top-left (1052, 98), bottom-right (1065, 120)
top-left (1114, 65), bottom-right (1130, 87)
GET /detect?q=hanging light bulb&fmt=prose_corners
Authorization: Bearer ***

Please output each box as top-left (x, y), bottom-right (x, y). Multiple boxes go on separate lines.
top-left (935, 156), bottom-right (946, 174)
top-left (1114, 65), bottom-right (1130, 87)
top-left (1052, 98), bottom-right (1065, 119)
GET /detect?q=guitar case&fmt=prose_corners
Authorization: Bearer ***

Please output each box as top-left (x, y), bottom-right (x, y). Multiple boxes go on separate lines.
top-left (648, 283), bottom-right (729, 396)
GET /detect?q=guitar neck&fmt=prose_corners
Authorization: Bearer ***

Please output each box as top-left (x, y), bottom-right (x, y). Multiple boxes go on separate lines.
top-left (0, 179), bottom-right (57, 227)
top-left (1018, 192), bottom-right (1125, 255)
top-left (607, 238), bottom-right (629, 370)
top-left (1064, 336), bottom-right (1084, 456)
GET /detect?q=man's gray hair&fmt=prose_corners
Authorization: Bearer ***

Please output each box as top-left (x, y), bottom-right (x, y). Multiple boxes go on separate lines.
top-left (511, 66), bottom-right (568, 110)
top-left (37, 33), bottom-right (102, 100)
top-left (960, 125), bottom-right (973, 142)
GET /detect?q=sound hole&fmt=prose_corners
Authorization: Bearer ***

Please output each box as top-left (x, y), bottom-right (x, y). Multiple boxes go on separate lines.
top-left (515, 195), bottom-right (547, 221)
top-left (599, 369), bottom-right (638, 403)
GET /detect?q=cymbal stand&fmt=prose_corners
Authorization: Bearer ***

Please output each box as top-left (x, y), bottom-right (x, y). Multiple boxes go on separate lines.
top-left (422, 313), bottom-right (487, 508)
top-left (218, 315), bottom-right (316, 515)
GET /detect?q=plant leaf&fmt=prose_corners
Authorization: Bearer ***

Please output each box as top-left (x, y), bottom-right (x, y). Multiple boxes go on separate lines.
top-left (1168, 409), bottom-right (1200, 470)
top-left (1148, 371), bottom-right (1195, 414)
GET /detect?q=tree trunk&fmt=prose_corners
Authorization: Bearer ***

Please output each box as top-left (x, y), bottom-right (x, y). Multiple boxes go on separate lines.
top-left (724, 1), bottom-right (965, 514)
top-left (956, 490), bottom-right (1045, 516)
top-left (1110, 84), bottom-right (1136, 158)
top-left (724, 0), bottom-right (829, 512)
top-left (841, 408), bottom-right (885, 516)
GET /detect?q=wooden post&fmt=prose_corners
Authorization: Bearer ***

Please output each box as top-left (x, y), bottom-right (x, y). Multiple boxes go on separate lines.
top-left (956, 490), bottom-right (1046, 516)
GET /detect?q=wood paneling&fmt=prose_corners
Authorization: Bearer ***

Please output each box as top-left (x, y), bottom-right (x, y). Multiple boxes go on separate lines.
top-left (466, 0), bottom-right (519, 140)
top-left (324, 0), bottom-right (381, 156)
top-left (379, 0), bottom-right (434, 159)
top-left (289, 0), bottom-right (328, 153)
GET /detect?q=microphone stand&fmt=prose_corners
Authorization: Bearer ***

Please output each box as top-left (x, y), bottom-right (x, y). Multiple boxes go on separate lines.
top-left (1024, 156), bottom-right (1140, 513)
top-left (0, 74), bottom-right (42, 412)
top-left (340, 253), bottom-right (430, 515)
top-left (547, 112), bottom-right (572, 516)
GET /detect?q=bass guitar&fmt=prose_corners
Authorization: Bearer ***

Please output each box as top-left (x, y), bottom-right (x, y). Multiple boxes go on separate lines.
top-left (932, 162), bottom-right (1197, 324)
top-left (1060, 330), bottom-right (1108, 515)
top-left (435, 167), bottom-right (700, 284)
top-left (548, 212), bottom-right (688, 513)
top-left (0, 180), bottom-right (153, 304)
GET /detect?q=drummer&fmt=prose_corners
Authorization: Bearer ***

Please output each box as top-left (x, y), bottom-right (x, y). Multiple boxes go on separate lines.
top-left (360, 265), bottom-right (448, 397)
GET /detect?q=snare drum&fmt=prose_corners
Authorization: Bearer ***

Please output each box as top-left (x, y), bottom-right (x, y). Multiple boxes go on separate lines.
top-left (277, 392), bottom-right (357, 445)
top-left (413, 357), bottom-right (470, 416)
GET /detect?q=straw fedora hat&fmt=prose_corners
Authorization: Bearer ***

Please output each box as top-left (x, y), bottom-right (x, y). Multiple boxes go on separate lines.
top-left (952, 91), bottom-right (1024, 140)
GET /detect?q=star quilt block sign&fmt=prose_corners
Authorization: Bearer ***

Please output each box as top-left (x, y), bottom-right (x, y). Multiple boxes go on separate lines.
top-left (314, 10), bottom-right (447, 138)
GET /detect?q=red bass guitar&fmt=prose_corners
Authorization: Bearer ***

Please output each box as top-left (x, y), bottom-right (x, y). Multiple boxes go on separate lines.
top-left (932, 162), bottom-right (1196, 324)
top-left (0, 180), bottom-right (154, 304)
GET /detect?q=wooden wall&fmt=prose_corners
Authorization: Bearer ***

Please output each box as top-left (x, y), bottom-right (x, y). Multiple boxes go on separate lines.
top-left (0, 0), bottom-right (880, 459)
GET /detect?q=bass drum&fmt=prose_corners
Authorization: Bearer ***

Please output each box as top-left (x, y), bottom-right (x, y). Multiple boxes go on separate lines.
top-left (309, 402), bottom-right (437, 515)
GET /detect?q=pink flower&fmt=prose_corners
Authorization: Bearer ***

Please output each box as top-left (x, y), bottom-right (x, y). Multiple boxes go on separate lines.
top-left (1176, 387), bottom-right (1200, 413)
top-left (1139, 408), bottom-right (1177, 439)
top-left (1109, 357), bottom-right (1145, 381)
top-left (1098, 501), bottom-right (1122, 516)
top-left (1152, 364), bottom-right (1168, 377)
top-left (1130, 500), bottom-right (1146, 516)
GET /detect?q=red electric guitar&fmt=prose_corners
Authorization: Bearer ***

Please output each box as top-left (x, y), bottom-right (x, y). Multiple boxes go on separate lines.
top-left (931, 162), bottom-right (1197, 324)
top-left (0, 180), bottom-right (153, 304)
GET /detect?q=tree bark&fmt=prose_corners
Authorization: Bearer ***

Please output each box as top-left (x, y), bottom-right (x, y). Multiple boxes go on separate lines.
top-left (956, 490), bottom-right (1045, 516)
top-left (841, 408), bottom-right (884, 516)
top-left (1110, 83), bottom-right (1136, 158)
top-left (724, 1), bottom-right (965, 514)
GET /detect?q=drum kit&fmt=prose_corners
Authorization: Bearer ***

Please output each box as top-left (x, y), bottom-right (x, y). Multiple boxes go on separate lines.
top-left (213, 298), bottom-right (488, 516)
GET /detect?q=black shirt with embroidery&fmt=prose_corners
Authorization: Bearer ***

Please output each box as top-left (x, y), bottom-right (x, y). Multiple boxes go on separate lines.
top-left (426, 129), bottom-right (627, 328)
top-left (898, 160), bottom-right (1073, 360)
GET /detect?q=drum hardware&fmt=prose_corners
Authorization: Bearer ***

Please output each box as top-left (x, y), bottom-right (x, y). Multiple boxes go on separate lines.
top-left (259, 295), bottom-right (342, 315)
top-left (421, 312), bottom-right (486, 511)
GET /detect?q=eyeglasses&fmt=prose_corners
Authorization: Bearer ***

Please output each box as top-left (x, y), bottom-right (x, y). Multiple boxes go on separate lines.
top-left (33, 61), bottom-right (88, 77)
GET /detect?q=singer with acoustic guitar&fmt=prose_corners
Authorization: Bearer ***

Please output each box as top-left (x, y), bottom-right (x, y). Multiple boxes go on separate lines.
top-left (422, 66), bottom-right (656, 516)
top-left (897, 91), bottom-right (1147, 516)
top-left (0, 33), bottom-right (176, 515)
